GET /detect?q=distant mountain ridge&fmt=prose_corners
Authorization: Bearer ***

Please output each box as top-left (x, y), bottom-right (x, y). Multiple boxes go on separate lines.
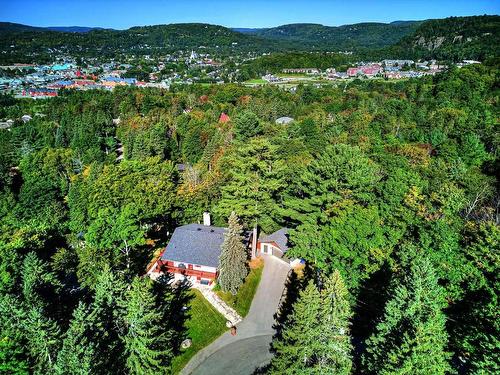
top-left (0, 22), bottom-right (107, 33)
top-left (46, 26), bottom-right (108, 33)
top-left (235, 21), bottom-right (423, 50)
top-left (0, 22), bottom-right (46, 32)
top-left (0, 15), bottom-right (498, 63)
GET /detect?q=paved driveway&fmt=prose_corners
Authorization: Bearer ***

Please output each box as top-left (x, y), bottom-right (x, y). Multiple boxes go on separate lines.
top-left (182, 255), bottom-right (290, 375)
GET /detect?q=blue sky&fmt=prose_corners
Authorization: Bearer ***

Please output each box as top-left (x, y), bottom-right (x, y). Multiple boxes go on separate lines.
top-left (1, 0), bottom-right (498, 29)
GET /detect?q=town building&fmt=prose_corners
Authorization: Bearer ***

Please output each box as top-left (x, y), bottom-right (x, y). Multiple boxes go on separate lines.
top-left (282, 68), bottom-right (320, 75)
top-left (262, 74), bottom-right (280, 83)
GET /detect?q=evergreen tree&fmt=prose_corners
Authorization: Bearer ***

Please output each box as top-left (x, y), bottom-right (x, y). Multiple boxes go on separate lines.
top-left (234, 110), bottom-right (263, 140)
top-left (55, 302), bottom-right (97, 375)
top-left (363, 256), bottom-right (451, 375)
top-left (90, 267), bottom-right (127, 374)
top-left (24, 308), bottom-right (61, 375)
top-left (450, 221), bottom-right (499, 374)
top-left (153, 273), bottom-right (189, 354)
top-left (217, 212), bottom-right (248, 295)
top-left (21, 252), bottom-right (60, 309)
top-left (269, 272), bottom-right (353, 374)
top-left (316, 270), bottom-right (353, 374)
top-left (0, 295), bottom-right (29, 375)
top-left (269, 280), bottom-right (323, 374)
top-left (0, 337), bottom-right (29, 375)
top-left (0, 293), bottom-right (26, 345)
top-left (122, 277), bottom-right (172, 375)
top-left (215, 138), bottom-right (286, 232)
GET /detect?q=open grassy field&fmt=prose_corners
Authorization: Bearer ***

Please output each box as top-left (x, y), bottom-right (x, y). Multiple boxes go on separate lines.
top-left (244, 78), bottom-right (268, 84)
top-left (216, 259), bottom-right (264, 317)
top-left (171, 289), bottom-right (227, 374)
top-left (276, 73), bottom-right (310, 78)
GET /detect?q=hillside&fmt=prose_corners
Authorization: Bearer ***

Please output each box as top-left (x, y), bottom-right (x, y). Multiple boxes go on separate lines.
top-left (0, 22), bottom-right (46, 33)
top-left (0, 16), bottom-right (499, 63)
top-left (0, 22), bottom-right (104, 33)
top-left (390, 15), bottom-right (500, 60)
top-left (243, 21), bottom-right (423, 50)
top-left (46, 26), bottom-right (106, 33)
top-left (0, 23), bottom-right (287, 63)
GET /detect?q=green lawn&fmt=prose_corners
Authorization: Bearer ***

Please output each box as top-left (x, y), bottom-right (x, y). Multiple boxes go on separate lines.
top-left (216, 262), bottom-right (264, 317)
top-left (171, 289), bottom-right (227, 374)
top-left (276, 73), bottom-right (310, 78)
top-left (245, 78), bottom-right (268, 84)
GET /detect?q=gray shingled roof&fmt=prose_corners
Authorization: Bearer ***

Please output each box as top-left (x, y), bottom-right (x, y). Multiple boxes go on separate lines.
top-left (260, 228), bottom-right (290, 252)
top-left (161, 224), bottom-right (250, 268)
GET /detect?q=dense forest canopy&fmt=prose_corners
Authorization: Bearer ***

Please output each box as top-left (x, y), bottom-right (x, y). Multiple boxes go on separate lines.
top-left (0, 63), bottom-right (498, 373)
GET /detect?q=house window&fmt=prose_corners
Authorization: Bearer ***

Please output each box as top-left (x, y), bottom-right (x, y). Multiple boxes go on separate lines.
top-left (200, 279), bottom-right (210, 285)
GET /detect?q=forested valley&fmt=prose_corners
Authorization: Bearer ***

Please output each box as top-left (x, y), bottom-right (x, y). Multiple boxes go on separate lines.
top-left (0, 64), bottom-right (498, 374)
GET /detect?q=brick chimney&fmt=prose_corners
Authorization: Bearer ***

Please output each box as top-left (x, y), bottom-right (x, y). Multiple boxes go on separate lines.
top-left (252, 226), bottom-right (258, 258)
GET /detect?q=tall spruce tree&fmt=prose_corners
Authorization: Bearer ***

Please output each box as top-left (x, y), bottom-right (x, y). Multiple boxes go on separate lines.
top-left (0, 337), bottom-right (29, 375)
top-left (316, 270), bottom-right (353, 374)
top-left (24, 308), bottom-right (61, 375)
top-left (21, 252), bottom-right (60, 309)
top-left (90, 267), bottom-right (127, 374)
top-left (363, 256), bottom-right (451, 375)
top-left (269, 280), bottom-right (324, 374)
top-left (269, 272), bottom-right (353, 374)
top-left (122, 277), bottom-right (172, 375)
top-left (55, 302), bottom-right (97, 375)
top-left (218, 212), bottom-right (248, 295)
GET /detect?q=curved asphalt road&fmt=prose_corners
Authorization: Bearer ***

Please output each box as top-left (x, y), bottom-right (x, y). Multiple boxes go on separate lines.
top-left (181, 255), bottom-right (290, 375)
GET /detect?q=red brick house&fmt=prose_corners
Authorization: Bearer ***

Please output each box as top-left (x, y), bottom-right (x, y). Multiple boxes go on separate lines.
top-left (148, 213), bottom-right (252, 285)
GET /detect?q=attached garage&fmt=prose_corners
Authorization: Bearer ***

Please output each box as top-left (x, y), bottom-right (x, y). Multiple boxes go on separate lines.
top-left (258, 228), bottom-right (290, 259)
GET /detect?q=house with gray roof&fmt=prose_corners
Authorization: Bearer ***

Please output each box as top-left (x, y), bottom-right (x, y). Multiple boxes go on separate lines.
top-left (148, 213), bottom-right (252, 286)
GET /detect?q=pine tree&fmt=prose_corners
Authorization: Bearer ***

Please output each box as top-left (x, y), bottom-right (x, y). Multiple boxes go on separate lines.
top-left (21, 252), bottom-right (60, 309)
top-left (0, 296), bottom-right (42, 375)
top-left (24, 308), bottom-right (61, 375)
top-left (122, 277), bottom-right (172, 375)
top-left (55, 302), bottom-right (97, 375)
top-left (316, 270), bottom-right (353, 374)
top-left (269, 280), bottom-right (324, 374)
top-left (0, 337), bottom-right (29, 375)
top-left (363, 256), bottom-right (451, 375)
top-left (0, 295), bottom-right (26, 348)
top-left (269, 272), bottom-right (353, 375)
top-left (90, 267), bottom-right (127, 374)
top-left (217, 212), bottom-right (248, 295)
